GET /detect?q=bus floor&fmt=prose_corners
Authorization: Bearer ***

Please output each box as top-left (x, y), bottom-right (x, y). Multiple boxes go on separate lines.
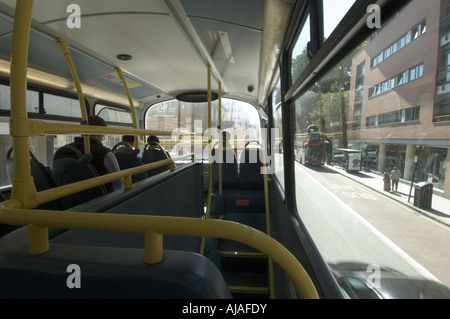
top-left (207, 189), bottom-right (270, 299)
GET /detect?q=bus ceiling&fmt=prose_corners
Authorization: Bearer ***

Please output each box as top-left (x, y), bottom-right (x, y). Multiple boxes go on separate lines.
top-left (0, 0), bottom-right (295, 113)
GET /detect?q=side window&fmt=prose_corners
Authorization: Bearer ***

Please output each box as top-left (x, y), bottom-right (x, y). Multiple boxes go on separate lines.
top-left (271, 78), bottom-right (284, 190)
top-left (95, 104), bottom-right (133, 148)
top-left (44, 93), bottom-right (82, 117)
top-left (291, 13), bottom-right (311, 84)
top-left (0, 84), bottom-right (39, 113)
top-left (323, 0), bottom-right (356, 39)
top-left (95, 104), bottom-right (133, 124)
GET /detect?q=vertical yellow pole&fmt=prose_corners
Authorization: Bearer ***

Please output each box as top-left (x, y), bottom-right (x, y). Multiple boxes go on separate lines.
top-left (9, 0), bottom-right (38, 209)
top-left (10, 0), bottom-right (49, 254)
top-left (145, 231), bottom-right (163, 264)
top-left (262, 150), bottom-right (275, 298)
top-left (116, 68), bottom-right (139, 145)
top-left (200, 65), bottom-right (213, 255)
top-left (56, 39), bottom-right (90, 154)
top-left (218, 82), bottom-right (222, 195)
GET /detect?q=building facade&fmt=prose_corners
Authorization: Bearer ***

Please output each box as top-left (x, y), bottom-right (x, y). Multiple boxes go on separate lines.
top-left (348, 0), bottom-right (450, 198)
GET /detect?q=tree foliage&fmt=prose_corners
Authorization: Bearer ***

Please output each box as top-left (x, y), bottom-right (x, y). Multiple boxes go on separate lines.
top-left (293, 40), bottom-right (367, 148)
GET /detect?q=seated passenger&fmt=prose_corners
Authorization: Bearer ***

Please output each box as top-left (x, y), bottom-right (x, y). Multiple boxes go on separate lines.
top-left (145, 135), bottom-right (172, 159)
top-left (56, 115), bottom-right (120, 193)
top-left (219, 129), bottom-right (238, 166)
top-left (121, 135), bottom-right (136, 149)
top-left (211, 130), bottom-right (239, 189)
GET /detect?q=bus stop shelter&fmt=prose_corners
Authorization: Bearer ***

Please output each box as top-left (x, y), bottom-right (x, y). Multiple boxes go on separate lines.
top-left (332, 148), bottom-right (362, 172)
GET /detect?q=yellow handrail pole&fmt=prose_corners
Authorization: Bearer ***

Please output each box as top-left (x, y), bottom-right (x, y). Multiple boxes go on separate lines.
top-left (116, 68), bottom-right (139, 144)
top-left (56, 38), bottom-right (90, 155)
top-left (9, 0), bottom-right (38, 209)
top-left (0, 208), bottom-right (319, 299)
top-left (9, 0), bottom-right (48, 254)
top-left (5, 155), bottom-right (191, 208)
top-left (23, 118), bottom-right (173, 137)
top-left (145, 231), bottom-right (163, 264)
top-left (218, 82), bottom-right (222, 130)
top-left (262, 149), bottom-right (275, 298)
top-left (218, 81), bottom-right (222, 195)
top-left (200, 65), bottom-right (213, 255)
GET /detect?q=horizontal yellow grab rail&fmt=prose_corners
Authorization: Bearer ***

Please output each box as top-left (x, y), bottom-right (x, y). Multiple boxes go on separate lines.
top-left (0, 207), bottom-right (319, 299)
top-left (5, 154), bottom-right (194, 209)
top-left (9, 118), bottom-right (174, 137)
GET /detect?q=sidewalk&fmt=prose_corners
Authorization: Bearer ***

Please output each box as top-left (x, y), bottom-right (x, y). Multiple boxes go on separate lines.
top-left (327, 165), bottom-right (450, 228)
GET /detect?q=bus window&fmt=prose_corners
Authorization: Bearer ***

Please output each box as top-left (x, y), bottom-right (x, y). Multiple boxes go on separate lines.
top-left (96, 104), bottom-right (133, 124)
top-left (291, 13), bottom-right (311, 83)
top-left (43, 93), bottom-right (82, 117)
top-left (0, 84), bottom-right (39, 113)
top-left (145, 98), bottom-right (260, 160)
top-left (323, 0), bottom-right (356, 39)
top-left (294, 0), bottom-right (450, 296)
top-left (272, 78), bottom-right (284, 190)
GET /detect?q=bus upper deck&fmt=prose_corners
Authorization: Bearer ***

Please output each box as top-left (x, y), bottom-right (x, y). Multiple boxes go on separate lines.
top-left (1, 0), bottom-right (450, 301)
top-left (0, 0), bottom-right (320, 300)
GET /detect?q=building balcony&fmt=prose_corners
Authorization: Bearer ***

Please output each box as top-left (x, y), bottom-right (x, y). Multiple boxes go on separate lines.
top-left (436, 66), bottom-right (450, 96)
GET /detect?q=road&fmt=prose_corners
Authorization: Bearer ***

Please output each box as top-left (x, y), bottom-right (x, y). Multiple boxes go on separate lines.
top-left (295, 162), bottom-right (450, 288)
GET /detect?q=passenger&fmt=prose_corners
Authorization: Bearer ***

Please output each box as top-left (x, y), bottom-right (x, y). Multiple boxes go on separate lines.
top-left (221, 130), bottom-right (237, 157)
top-left (383, 169), bottom-right (391, 191)
top-left (146, 135), bottom-right (171, 159)
top-left (121, 135), bottom-right (136, 149)
top-left (66, 115), bottom-right (120, 193)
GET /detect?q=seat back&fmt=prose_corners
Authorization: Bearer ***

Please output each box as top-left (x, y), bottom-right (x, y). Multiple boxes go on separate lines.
top-left (239, 144), bottom-right (265, 189)
top-left (112, 142), bottom-right (148, 183)
top-left (0, 228), bottom-right (232, 299)
top-left (141, 142), bottom-right (170, 177)
top-left (211, 147), bottom-right (239, 189)
top-left (52, 146), bottom-right (108, 210)
top-left (6, 147), bottom-right (62, 210)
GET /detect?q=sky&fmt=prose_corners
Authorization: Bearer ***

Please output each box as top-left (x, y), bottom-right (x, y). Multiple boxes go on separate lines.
top-left (293, 0), bottom-right (356, 58)
top-left (323, 0), bottom-right (357, 38)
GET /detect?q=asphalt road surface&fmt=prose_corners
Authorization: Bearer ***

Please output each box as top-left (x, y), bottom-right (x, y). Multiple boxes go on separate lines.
top-left (295, 162), bottom-right (450, 288)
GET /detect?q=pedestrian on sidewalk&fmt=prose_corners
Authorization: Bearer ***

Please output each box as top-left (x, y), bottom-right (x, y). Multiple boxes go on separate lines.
top-left (390, 166), bottom-right (400, 192)
top-left (383, 169), bottom-right (391, 191)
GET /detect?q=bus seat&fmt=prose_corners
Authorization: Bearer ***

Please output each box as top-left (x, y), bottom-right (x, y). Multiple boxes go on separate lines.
top-left (52, 154), bottom-right (108, 210)
top-left (238, 146), bottom-right (265, 189)
top-left (48, 163), bottom-right (216, 260)
top-left (104, 152), bottom-right (123, 191)
top-left (0, 228), bottom-right (232, 299)
top-left (112, 142), bottom-right (148, 183)
top-left (53, 144), bottom-right (82, 161)
top-left (141, 144), bottom-right (170, 177)
top-left (54, 144), bottom-right (122, 192)
top-left (6, 147), bottom-right (62, 210)
top-left (211, 148), bottom-right (239, 189)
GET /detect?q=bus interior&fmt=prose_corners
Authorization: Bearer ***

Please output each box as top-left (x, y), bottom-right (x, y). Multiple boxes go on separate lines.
top-left (1, 0), bottom-right (450, 300)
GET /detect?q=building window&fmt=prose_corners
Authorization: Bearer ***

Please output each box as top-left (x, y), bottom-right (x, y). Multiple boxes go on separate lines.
top-left (371, 20), bottom-right (426, 67)
top-left (366, 106), bottom-right (420, 127)
top-left (369, 64), bottom-right (424, 97)
top-left (435, 93), bottom-right (450, 122)
top-left (353, 62), bottom-right (365, 130)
